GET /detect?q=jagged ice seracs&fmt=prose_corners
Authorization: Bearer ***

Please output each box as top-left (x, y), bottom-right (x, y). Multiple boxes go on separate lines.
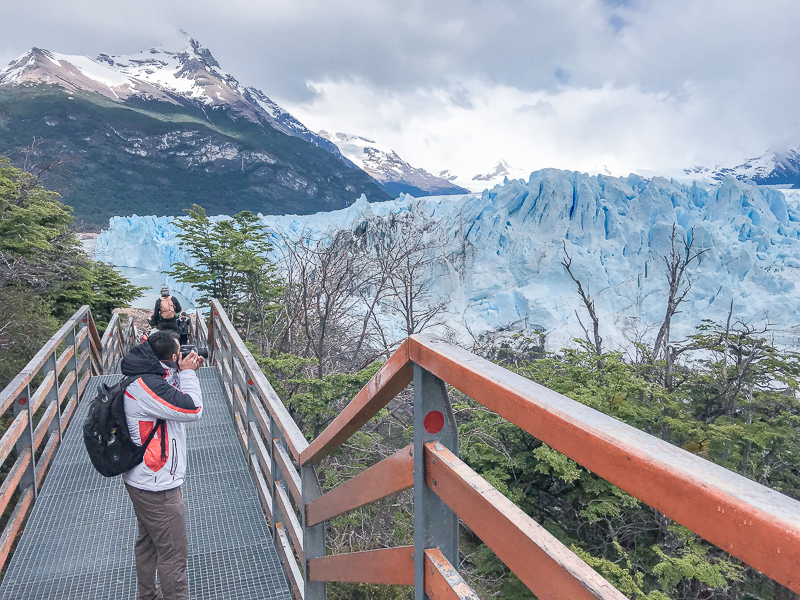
top-left (95, 169), bottom-right (800, 350)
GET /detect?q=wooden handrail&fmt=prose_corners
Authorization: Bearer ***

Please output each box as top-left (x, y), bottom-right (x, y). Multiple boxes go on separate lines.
top-left (425, 441), bottom-right (625, 599)
top-left (299, 340), bottom-right (412, 466)
top-left (307, 546), bottom-right (414, 585)
top-left (208, 302), bottom-right (321, 600)
top-left (297, 331), bottom-right (800, 596)
top-left (407, 334), bottom-right (800, 592)
top-left (0, 306), bottom-right (91, 413)
top-left (276, 523), bottom-right (304, 599)
top-left (100, 313), bottom-right (119, 347)
top-left (423, 548), bottom-right (480, 600)
top-left (305, 444), bottom-right (413, 527)
top-left (273, 439), bottom-right (301, 506)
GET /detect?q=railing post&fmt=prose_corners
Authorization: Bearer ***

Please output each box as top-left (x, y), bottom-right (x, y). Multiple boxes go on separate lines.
top-left (270, 418), bottom-right (285, 537)
top-left (207, 309), bottom-right (216, 364)
top-left (64, 327), bottom-right (79, 411)
top-left (13, 383), bottom-right (37, 500)
top-left (413, 364), bottom-right (458, 600)
top-left (245, 379), bottom-right (258, 467)
top-left (302, 464), bottom-right (325, 600)
top-left (45, 349), bottom-right (62, 438)
top-left (77, 313), bottom-right (90, 398)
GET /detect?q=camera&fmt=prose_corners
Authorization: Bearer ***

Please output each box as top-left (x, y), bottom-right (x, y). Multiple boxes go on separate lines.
top-left (180, 345), bottom-right (209, 359)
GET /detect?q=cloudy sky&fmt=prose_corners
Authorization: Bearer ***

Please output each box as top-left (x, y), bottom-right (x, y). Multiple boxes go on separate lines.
top-left (2, 0), bottom-right (799, 180)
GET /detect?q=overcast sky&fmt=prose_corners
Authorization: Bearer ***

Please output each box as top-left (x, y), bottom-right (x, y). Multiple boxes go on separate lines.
top-left (2, 0), bottom-right (799, 179)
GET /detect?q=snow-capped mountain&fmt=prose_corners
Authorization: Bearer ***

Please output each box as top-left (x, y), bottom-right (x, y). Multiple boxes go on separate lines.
top-left (472, 159), bottom-right (514, 182)
top-left (685, 146), bottom-right (800, 187)
top-left (319, 131), bottom-right (467, 197)
top-left (0, 40), bottom-right (339, 155)
top-left (0, 39), bottom-right (389, 224)
top-left (96, 169), bottom-right (800, 349)
top-left (439, 160), bottom-right (530, 192)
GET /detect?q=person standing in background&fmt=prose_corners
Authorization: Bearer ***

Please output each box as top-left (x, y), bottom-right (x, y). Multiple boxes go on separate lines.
top-left (152, 286), bottom-right (182, 333)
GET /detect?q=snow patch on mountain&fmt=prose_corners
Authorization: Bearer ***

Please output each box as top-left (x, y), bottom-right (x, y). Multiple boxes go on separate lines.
top-left (319, 131), bottom-right (467, 197)
top-left (96, 169), bottom-right (800, 350)
top-left (686, 146), bottom-right (800, 187)
top-left (0, 48), bottom-right (174, 103)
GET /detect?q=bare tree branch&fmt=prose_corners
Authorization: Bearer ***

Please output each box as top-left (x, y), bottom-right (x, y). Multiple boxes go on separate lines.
top-left (561, 241), bottom-right (603, 359)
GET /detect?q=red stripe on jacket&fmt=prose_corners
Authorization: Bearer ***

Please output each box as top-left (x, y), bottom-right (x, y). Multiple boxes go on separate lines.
top-left (138, 378), bottom-right (201, 414)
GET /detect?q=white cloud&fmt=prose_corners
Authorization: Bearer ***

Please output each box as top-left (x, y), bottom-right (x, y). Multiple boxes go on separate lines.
top-left (283, 75), bottom-right (800, 180)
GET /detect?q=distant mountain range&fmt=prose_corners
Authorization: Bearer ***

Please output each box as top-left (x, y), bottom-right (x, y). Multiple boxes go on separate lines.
top-left (439, 159), bottom-right (532, 192)
top-left (0, 39), bottom-right (467, 225)
top-left (319, 131), bottom-right (467, 197)
top-left (685, 146), bottom-right (800, 187)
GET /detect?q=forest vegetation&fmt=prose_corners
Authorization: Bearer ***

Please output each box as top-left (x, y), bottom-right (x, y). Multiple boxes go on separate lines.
top-left (0, 154), bottom-right (142, 389)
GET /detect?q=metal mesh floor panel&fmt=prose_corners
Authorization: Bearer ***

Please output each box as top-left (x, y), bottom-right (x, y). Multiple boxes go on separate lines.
top-left (0, 368), bottom-right (291, 600)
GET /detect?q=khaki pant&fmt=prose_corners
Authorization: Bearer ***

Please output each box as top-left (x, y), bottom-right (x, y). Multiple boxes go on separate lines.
top-left (125, 483), bottom-right (189, 600)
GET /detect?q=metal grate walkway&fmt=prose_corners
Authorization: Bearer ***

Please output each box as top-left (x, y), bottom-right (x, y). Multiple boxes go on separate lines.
top-left (0, 368), bottom-right (291, 600)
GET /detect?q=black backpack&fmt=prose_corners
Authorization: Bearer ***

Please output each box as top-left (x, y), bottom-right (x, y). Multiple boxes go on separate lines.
top-left (83, 375), bottom-right (165, 477)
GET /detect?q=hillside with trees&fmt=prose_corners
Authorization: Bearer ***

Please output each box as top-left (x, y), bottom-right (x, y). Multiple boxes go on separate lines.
top-left (0, 71), bottom-right (390, 226)
top-left (0, 155), bottom-right (141, 388)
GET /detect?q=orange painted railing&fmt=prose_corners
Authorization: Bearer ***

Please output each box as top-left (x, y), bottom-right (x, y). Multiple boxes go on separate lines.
top-left (205, 299), bottom-right (800, 599)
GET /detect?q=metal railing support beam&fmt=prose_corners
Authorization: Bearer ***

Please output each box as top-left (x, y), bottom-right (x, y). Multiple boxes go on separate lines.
top-left (44, 349), bottom-right (62, 439)
top-left (413, 364), bottom-right (458, 600)
top-left (302, 464), bottom-right (325, 600)
top-left (12, 384), bottom-right (36, 500)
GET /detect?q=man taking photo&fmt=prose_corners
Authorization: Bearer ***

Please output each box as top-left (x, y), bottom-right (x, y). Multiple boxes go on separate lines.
top-left (120, 330), bottom-right (204, 600)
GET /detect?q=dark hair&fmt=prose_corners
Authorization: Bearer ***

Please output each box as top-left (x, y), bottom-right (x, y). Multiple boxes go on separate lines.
top-left (147, 330), bottom-right (180, 361)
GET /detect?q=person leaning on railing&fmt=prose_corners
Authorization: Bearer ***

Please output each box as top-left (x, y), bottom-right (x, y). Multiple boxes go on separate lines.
top-left (120, 330), bottom-right (204, 600)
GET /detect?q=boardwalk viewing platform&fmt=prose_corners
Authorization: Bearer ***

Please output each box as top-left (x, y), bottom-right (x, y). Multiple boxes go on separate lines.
top-left (0, 369), bottom-right (289, 600)
top-left (0, 300), bottom-right (798, 599)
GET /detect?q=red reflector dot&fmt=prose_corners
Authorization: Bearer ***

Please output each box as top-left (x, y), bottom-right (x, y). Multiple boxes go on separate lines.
top-left (18, 398), bottom-right (28, 406)
top-left (248, 379), bottom-right (254, 386)
top-left (82, 318), bottom-right (87, 323)
top-left (424, 410), bottom-right (444, 434)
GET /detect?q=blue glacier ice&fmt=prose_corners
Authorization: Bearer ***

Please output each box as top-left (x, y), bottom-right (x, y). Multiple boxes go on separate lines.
top-left (95, 169), bottom-right (800, 349)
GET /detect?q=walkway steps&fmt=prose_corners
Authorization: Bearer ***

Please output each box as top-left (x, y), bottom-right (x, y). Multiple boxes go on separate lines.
top-left (0, 368), bottom-right (291, 600)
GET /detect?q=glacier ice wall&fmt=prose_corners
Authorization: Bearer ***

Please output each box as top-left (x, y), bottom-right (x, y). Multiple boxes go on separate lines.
top-left (96, 170), bottom-right (800, 349)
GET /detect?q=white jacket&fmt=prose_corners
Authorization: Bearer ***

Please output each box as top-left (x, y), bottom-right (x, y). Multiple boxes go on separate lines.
top-left (119, 343), bottom-right (203, 491)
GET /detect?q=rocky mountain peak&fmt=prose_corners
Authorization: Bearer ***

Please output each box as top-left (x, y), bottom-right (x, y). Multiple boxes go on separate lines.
top-left (1, 47), bottom-right (62, 84)
top-left (473, 160), bottom-right (511, 181)
top-left (186, 37), bottom-right (220, 69)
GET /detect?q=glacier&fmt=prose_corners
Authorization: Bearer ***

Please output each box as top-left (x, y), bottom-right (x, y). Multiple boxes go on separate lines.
top-left (95, 169), bottom-right (800, 350)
